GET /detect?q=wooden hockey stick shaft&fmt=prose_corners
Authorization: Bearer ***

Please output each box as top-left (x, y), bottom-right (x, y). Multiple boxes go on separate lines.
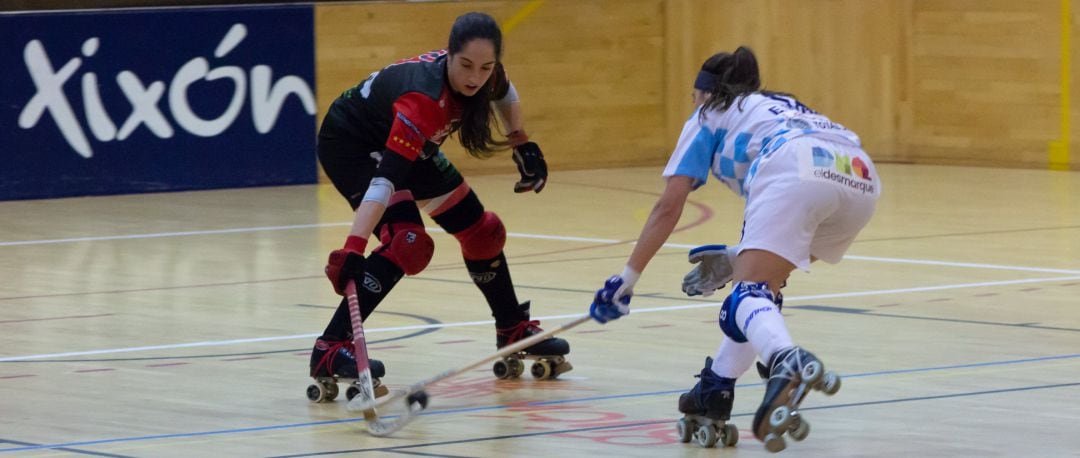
top-left (345, 280), bottom-right (378, 422)
top-left (350, 314), bottom-right (593, 413)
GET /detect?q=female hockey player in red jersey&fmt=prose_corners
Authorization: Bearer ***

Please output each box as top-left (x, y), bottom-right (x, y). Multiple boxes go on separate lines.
top-left (309, 12), bottom-right (569, 401)
top-left (589, 46), bottom-right (880, 452)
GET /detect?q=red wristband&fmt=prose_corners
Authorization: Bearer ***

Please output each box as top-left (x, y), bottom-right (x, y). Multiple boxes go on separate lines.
top-left (344, 235), bottom-right (368, 253)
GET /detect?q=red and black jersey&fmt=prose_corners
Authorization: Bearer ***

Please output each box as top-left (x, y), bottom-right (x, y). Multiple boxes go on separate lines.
top-left (325, 50), bottom-right (510, 163)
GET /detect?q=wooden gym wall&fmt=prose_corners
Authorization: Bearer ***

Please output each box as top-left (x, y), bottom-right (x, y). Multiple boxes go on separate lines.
top-left (315, 0), bottom-right (1078, 175)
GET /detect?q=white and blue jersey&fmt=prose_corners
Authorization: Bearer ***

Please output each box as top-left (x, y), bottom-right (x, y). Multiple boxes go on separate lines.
top-left (662, 92), bottom-right (861, 197)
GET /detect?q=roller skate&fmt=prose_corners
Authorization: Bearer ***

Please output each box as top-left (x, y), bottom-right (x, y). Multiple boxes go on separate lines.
top-left (752, 346), bottom-right (841, 453)
top-left (306, 338), bottom-right (389, 403)
top-left (676, 357), bottom-right (739, 448)
top-left (492, 302), bottom-right (572, 380)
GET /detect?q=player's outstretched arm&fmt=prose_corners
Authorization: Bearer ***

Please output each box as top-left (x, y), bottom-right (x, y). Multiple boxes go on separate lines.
top-left (590, 175), bottom-right (695, 323)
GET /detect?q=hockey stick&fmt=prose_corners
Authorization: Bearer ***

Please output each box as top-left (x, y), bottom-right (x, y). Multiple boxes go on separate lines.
top-left (344, 280), bottom-right (379, 424)
top-left (349, 314), bottom-right (593, 436)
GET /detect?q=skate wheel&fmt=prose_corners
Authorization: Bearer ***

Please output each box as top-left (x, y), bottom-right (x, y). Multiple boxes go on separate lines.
top-left (493, 358), bottom-right (523, 379)
top-left (821, 372), bottom-right (841, 395)
top-left (493, 359), bottom-right (511, 379)
top-left (764, 432), bottom-right (787, 453)
top-left (676, 417), bottom-right (695, 443)
top-left (531, 359), bottom-right (553, 380)
top-left (721, 423), bottom-right (739, 447)
top-left (306, 383), bottom-right (327, 403)
top-left (789, 414), bottom-right (810, 441)
top-left (769, 405), bottom-right (793, 430)
top-left (509, 358), bottom-right (525, 378)
top-left (345, 385), bottom-right (360, 401)
top-left (694, 423), bottom-right (719, 448)
top-left (324, 382), bottom-right (339, 401)
top-left (801, 360), bottom-right (823, 384)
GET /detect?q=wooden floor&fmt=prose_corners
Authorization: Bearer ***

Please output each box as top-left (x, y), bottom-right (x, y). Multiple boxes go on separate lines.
top-left (1, 164), bottom-right (1078, 457)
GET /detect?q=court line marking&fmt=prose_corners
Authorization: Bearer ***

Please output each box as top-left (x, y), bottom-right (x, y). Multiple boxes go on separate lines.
top-left (3, 273), bottom-right (1078, 362)
top-left (2, 224), bottom-right (1076, 274)
top-left (1, 353), bottom-right (1076, 454)
top-left (272, 382), bottom-right (1080, 457)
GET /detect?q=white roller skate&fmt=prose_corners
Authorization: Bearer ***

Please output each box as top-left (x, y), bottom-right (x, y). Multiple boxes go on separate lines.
top-left (752, 346), bottom-right (841, 453)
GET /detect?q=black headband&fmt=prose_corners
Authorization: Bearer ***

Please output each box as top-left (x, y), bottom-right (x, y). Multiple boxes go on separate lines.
top-left (693, 70), bottom-right (718, 92)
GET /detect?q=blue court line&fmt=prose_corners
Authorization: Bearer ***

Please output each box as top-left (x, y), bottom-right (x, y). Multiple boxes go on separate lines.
top-left (271, 381), bottom-right (1080, 457)
top-left (801, 306), bottom-right (1080, 333)
top-left (2, 352), bottom-right (1078, 454)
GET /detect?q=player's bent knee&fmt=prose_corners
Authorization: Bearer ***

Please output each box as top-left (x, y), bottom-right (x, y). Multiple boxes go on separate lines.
top-left (453, 211), bottom-right (506, 260)
top-left (718, 292), bottom-right (749, 343)
top-left (377, 223), bottom-right (434, 275)
top-left (718, 281), bottom-right (781, 342)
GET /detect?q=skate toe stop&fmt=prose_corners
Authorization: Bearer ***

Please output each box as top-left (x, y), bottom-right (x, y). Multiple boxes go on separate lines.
top-left (553, 360), bottom-right (573, 376)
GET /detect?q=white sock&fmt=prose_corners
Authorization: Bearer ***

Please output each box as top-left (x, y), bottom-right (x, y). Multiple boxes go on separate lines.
top-left (710, 336), bottom-right (757, 379)
top-left (734, 296), bottom-right (794, 364)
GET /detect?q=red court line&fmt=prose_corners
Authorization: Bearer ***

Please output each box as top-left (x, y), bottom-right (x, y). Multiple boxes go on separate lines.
top-left (74, 368), bottom-right (115, 373)
top-left (437, 340), bottom-right (474, 345)
top-left (575, 329), bottom-right (608, 334)
top-left (638, 324), bottom-right (672, 329)
top-left (221, 356), bottom-right (264, 361)
top-left (146, 362), bottom-right (190, 368)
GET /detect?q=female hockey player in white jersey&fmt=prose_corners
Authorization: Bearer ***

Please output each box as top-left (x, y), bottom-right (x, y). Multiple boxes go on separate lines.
top-left (589, 46), bottom-right (880, 452)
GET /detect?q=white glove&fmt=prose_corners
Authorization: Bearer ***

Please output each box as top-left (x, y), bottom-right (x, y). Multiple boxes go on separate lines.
top-left (681, 244), bottom-right (737, 297)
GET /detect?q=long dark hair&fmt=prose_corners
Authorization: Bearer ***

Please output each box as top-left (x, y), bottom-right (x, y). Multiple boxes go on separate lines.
top-left (448, 12), bottom-right (506, 158)
top-left (698, 46), bottom-right (765, 117)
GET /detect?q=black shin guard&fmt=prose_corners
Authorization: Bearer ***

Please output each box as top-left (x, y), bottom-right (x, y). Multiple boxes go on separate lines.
top-left (464, 252), bottom-right (524, 328)
top-left (320, 253), bottom-right (405, 339)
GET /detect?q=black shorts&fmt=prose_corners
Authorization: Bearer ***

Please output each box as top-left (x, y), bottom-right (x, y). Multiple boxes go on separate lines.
top-left (317, 116), bottom-right (465, 212)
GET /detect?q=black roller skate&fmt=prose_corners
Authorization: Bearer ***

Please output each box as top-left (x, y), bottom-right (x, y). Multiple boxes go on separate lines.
top-left (676, 357), bottom-right (739, 448)
top-left (492, 302), bottom-right (571, 380)
top-left (306, 338), bottom-right (389, 403)
top-left (752, 346), bottom-right (841, 453)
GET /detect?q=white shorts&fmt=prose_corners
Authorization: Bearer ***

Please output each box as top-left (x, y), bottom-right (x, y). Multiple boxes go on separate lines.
top-left (739, 137), bottom-right (881, 271)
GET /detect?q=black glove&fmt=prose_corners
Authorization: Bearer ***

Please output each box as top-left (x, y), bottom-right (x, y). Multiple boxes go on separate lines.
top-left (325, 249), bottom-right (366, 296)
top-left (512, 141), bottom-right (548, 193)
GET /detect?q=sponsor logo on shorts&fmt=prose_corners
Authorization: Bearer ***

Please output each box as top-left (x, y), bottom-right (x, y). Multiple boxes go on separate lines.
top-left (811, 147), bottom-right (876, 194)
